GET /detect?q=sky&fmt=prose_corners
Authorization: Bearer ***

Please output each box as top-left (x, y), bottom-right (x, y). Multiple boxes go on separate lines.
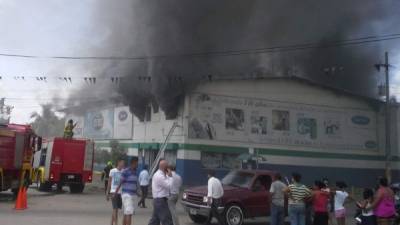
top-left (0, 1), bottom-right (133, 123)
top-left (1, 1), bottom-right (400, 124)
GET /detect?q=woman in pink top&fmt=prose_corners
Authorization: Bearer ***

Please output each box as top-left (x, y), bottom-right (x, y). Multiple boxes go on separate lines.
top-left (312, 180), bottom-right (330, 225)
top-left (367, 177), bottom-right (395, 225)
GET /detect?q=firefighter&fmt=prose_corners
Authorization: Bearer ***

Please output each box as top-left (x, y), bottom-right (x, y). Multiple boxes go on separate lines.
top-left (102, 161), bottom-right (114, 193)
top-left (63, 119), bottom-right (77, 139)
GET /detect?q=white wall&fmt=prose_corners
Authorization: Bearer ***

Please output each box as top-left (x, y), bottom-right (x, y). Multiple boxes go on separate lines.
top-left (183, 79), bottom-right (384, 156)
top-left (132, 106), bottom-right (185, 144)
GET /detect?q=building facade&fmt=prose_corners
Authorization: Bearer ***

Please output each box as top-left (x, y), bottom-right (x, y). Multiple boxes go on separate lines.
top-left (70, 78), bottom-right (400, 187)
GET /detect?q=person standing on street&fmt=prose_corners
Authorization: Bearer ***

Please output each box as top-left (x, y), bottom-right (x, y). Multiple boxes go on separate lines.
top-left (270, 173), bottom-right (287, 225)
top-left (207, 170), bottom-right (225, 225)
top-left (102, 161), bottom-right (114, 193)
top-left (366, 177), bottom-right (396, 225)
top-left (284, 172), bottom-right (312, 225)
top-left (107, 159), bottom-right (125, 225)
top-left (312, 180), bottom-right (330, 225)
top-left (168, 165), bottom-right (182, 225)
top-left (138, 165), bottom-right (150, 208)
top-left (148, 159), bottom-right (173, 225)
top-left (333, 182), bottom-right (350, 225)
top-left (116, 157), bottom-right (139, 225)
top-left (356, 188), bottom-right (376, 225)
top-left (321, 178), bottom-right (334, 225)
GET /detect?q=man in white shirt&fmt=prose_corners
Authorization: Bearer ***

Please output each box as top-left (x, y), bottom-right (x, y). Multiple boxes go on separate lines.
top-left (106, 159), bottom-right (125, 225)
top-left (207, 170), bottom-right (224, 225)
top-left (148, 159), bottom-right (173, 225)
top-left (138, 165), bottom-right (150, 208)
top-left (269, 173), bottom-right (287, 225)
top-left (168, 165), bottom-right (182, 225)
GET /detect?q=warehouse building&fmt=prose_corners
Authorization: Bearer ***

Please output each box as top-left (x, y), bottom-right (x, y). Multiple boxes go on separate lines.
top-left (67, 77), bottom-right (400, 186)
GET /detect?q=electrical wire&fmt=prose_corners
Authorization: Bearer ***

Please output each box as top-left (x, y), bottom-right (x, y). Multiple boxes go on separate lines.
top-left (0, 33), bottom-right (399, 60)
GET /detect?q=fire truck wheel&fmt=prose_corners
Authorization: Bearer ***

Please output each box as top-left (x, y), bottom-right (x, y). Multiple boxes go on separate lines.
top-left (11, 188), bottom-right (19, 198)
top-left (69, 183), bottom-right (85, 193)
top-left (38, 180), bottom-right (52, 192)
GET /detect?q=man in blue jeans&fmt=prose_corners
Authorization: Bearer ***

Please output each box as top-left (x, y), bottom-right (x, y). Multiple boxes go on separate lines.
top-left (284, 173), bottom-right (311, 225)
top-left (270, 173), bottom-right (287, 225)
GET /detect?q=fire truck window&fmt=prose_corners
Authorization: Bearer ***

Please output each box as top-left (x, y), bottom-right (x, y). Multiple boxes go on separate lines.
top-left (29, 135), bottom-right (35, 148)
top-left (40, 148), bottom-right (47, 166)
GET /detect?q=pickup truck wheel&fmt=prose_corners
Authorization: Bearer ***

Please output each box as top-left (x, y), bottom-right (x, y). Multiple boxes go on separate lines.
top-left (69, 183), bottom-right (85, 193)
top-left (225, 204), bottom-right (244, 225)
top-left (188, 214), bottom-right (211, 224)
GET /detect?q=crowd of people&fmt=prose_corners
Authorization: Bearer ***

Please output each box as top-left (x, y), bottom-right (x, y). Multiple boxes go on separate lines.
top-left (102, 156), bottom-right (398, 225)
top-left (104, 158), bottom-right (182, 225)
top-left (270, 173), bottom-right (399, 225)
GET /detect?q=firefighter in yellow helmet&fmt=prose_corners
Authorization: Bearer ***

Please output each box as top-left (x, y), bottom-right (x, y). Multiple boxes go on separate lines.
top-left (64, 119), bottom-right (77, 139)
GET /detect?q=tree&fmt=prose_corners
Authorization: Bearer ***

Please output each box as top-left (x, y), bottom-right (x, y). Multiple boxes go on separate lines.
top-left (30, 104), bottom-right (65, 137)
top-left (110, 140), bottom-right (127, 163)
top-left (94, 148), bottom-right (112, 164)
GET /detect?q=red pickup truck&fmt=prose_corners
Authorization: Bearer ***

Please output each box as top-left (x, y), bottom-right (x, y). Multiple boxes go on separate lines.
top-left (182, 170), bottom-right (279, 225)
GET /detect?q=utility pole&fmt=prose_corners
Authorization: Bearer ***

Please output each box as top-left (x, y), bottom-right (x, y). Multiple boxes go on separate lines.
top-left (375, 52), bottom-right (392, 182)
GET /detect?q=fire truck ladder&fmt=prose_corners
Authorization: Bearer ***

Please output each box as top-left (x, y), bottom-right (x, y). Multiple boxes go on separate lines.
top-left (149, 121), bottom-right (180, 178)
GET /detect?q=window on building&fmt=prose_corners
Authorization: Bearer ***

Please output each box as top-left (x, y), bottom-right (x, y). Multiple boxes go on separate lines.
top-left (152, 101), bottom-right (159, 114)
top-left (201, 152), bottom-right (240, 169)
top-left (145, 105), bottom-right (151, 122)
top-left (164, 151), bottom-right (177, 166)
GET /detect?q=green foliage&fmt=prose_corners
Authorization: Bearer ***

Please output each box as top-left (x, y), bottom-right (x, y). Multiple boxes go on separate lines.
top-left (110, 140), bottom-right (127, 164)
top-left (94, 141), bottom-right (127, 165)
top-left (30, 104), bottom-right (65, 137)
top-left (94, 148), bottom-right (112, 164)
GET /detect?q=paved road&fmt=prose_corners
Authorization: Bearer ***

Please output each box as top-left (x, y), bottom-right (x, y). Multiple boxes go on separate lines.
top-left (0, 183), bottom-right (358, 225)
top-left (0, 185), bottom-right (272, 225)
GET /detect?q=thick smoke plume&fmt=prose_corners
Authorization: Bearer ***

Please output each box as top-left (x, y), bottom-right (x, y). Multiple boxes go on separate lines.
top-left (76, 1), bottom-right (400, 119)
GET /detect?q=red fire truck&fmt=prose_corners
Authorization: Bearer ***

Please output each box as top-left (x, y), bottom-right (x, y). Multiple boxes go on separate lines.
top-left (0, 124), bottom-right (41, 195)
top-left (32, 137), bottom-right (94, 193)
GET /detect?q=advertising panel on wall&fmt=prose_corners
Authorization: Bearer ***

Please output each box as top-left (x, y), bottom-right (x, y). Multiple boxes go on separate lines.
top-left (84, 108), bottom-right (114, 139)
top-left (188, 93), bottom-right (378, 151)
top-left (65, 114), bottom-right (84, 138)
top-left (113, 106), bottom-right (133, 139)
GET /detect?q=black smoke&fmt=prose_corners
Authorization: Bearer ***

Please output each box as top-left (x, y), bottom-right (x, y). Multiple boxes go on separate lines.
top-left (91, 1), bottom-right (400, 119)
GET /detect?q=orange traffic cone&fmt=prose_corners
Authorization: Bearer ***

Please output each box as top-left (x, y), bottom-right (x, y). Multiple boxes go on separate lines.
top-left (14, 187), bottom-right (27, 210)
top-left (22, 187), bottom-right (27, 209)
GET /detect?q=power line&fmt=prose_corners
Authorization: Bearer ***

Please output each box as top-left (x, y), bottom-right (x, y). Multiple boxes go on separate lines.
top-left (4, 97), bottom-right (101, 100)
top-left (0, 33), bottom-right (400, 61)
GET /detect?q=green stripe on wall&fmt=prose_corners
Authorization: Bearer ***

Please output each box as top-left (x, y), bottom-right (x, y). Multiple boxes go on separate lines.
top-left (179, 143), bottom-right (248, 154)
top-left (94, 141), bottom-right (178, 151)
top-left (93, 141), bottom-right (397, 162)
top-left (256, 148), bottom-right (385, 161)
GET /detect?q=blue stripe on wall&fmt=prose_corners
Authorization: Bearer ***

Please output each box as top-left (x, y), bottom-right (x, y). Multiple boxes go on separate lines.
top-left (176, 159), bottom-right (400, 188)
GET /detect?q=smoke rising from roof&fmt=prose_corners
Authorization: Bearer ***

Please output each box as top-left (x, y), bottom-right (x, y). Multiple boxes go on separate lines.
top-left (70, 1), bottom-right (400, 119)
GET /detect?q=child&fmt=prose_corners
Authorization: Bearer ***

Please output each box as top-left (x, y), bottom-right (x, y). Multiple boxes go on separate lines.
top-left (356, 188), bottom-right (376, 225)
top-left (334, 182), bottom-right (350, 225)
top-left (312, 180), bottom-right (330, 225)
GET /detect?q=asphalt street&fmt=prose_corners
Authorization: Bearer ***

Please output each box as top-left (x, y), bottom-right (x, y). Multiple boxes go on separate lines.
top-left (0, 179), bottom-right (358, 225)
top-left (0, 184), bottom-right (272, 225)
